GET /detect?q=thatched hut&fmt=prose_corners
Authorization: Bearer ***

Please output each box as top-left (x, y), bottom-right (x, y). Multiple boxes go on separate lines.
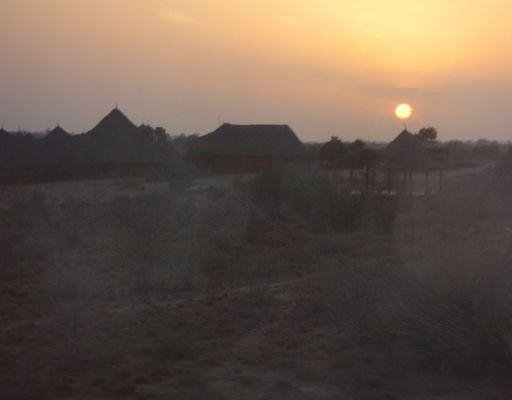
top-left (80, 108), bottom-right (170, 166)
top-left (384, 129), bottom-right (443, 194)
top-left (385, 129), bottom-right (430, 171)
top-left (191, 123), bottom-right (305, 174)
top-left (40, 125), bottom-right (75, 166)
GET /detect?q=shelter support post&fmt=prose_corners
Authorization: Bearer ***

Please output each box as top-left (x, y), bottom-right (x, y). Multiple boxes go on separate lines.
top-left (387, 167), bottom-right (392, 194)
top-left (365, 165), bottom-right (370, 193)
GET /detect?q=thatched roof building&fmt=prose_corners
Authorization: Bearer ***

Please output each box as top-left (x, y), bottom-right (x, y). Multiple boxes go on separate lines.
top-left (44, 125), bottom-right (72, 142)
top-left (81, 108), bottom-right (169, 165)
top-left (384, 129), bottom-right (436, 171)
top-left (195, 123), bottom-right (304, 157)
top-left (38, 125), bottom-right (75, 166)
top-left (191, 123), bottom-right (305, 173)
top-left (0, 108), bottom-right (175, 171)
top-left (0, 132), bottom-right (40, 168)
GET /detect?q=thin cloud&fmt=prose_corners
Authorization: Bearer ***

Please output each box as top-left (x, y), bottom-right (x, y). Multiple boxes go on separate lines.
top-left (273, 15), bottom-right (299, 26)
top-left (159, 8), bottom-right (197, 26)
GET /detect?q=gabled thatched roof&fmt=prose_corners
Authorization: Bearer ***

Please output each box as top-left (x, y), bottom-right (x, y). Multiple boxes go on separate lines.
top-left (195, 123), bottom-right (305, 157)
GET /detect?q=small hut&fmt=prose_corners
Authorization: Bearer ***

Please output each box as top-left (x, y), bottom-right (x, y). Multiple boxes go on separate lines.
top-left (384, 129), bottom-right (442, 194)
top-left (45, 125), bottom-right (72, 143)
top-left (40, 125), bottom-right (75, 166)
top-left (191, 123), bottom-right (305, 174)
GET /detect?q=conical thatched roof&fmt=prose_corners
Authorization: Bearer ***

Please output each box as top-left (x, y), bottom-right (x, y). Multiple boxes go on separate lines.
top-left (385, 129), bottom-right (437, 170)
top-left (386, 129), bottom-right (426, 154)
top-left (0, 109), bottom-right (176, 169)
top-left (38, 126), bottom-right (75, 166)
top-left (88, 108), bottom-right (137, 134)
top-left (81, 108), bottom-right (168, 164)
top-left (194, 123), bottom-right (304, 157)
top-left (45, 126), bottom-right (72, 142)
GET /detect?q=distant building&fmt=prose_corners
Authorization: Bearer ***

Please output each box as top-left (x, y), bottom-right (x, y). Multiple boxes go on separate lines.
top-left (40, 125), bottom-right (75, 166)
top-left (385, 129), bottom-right (431, 171)
top-left (80, 108), bottom-right (171, 165)
top-left (0, 108), bottom-right (176, 183)
top-left (384, 129), bottom-right (444, 194)
top-left (191, 123), bottom-right (305, 174)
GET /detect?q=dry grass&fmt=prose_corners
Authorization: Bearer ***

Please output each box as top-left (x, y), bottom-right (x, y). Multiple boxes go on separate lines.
top-left (0, 170), bottom-right (511, 399)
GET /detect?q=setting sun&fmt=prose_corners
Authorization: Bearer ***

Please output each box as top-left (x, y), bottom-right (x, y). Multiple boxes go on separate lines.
top-left (395, 104), bottom-right (412, 120)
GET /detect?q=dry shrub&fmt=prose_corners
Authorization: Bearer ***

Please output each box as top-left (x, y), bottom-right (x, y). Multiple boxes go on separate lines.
top-left (51, 197), bottom-right (88, 248)
top-left (106, 194), bottom-right (175, 264)
top-left (4, 189), bottom-right (49, 228)
top-left (378, 262), bottom-right (510, 377)
top-left (311, 238), bottom-right (512, 379)
top-left (244, 168), bottom-right (398, 233)
top-left (425, 181), bottom-right (502, 227)
top-left (381, 246), bottom-right (512, 377)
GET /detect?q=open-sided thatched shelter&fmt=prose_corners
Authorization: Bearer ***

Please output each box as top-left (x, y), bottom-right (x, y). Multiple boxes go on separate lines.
top-left (384, 129), bottom-right (444, 194)
top-left (385, 129), bottom-right (431, 171)
top-left (191, 123), bottom-right (305, 174)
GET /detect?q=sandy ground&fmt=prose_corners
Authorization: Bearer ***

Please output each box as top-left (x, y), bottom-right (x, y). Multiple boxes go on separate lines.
top-left (0, 163), bottom-right (492, 205)
top-left (1, 165), bottom-right (511, 399)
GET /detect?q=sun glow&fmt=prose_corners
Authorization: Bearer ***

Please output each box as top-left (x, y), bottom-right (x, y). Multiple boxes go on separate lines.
top-left (395, 103), bottom-right (412, 120)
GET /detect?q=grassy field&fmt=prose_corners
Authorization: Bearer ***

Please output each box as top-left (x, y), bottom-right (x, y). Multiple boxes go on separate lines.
top-left (1, 167), bottom-right (512, 399)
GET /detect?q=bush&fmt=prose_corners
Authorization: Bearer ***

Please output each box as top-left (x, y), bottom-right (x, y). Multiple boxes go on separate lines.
top-left (320, 248), bottom-right (512, 379)
top-left (244, 168), bottom-right (397, 233)
top-left (105, 194), bottom-right (175, 266)
top-left (382, 255), bottom-right (512, 377)
top-left (424, 181), bottom-right (507, 227)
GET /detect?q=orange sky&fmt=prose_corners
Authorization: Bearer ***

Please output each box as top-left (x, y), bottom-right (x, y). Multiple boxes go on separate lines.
top-left (1, 0), bottom-right (512, 141)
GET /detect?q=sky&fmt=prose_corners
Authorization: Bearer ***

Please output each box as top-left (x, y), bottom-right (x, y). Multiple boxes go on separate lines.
top-left (1, 0), bottom-right (512, 142)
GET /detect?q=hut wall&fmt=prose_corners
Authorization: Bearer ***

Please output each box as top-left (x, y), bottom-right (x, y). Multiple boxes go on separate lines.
top-left (199, 154), bottom-right (299, 174)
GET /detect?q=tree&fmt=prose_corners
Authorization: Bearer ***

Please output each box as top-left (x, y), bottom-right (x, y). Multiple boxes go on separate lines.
top-left (347, 139), bottom-right (366, 152)
top-left (416, 127), bottom-right (438, 146)
top-left (320, 136), bottom-right (346, 163)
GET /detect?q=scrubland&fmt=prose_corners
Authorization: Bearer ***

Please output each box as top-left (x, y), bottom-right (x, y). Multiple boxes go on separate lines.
top-left (1, 167), bottom-right (512, 399)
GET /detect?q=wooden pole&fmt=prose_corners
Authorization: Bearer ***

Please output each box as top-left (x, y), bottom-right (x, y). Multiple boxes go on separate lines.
top-left (425, 171), bottom-right (429, 195)
top-left (365, 165), bottom-right (370, 193)
top-left (408, 171), bottom-right (413, 196)
top-left (387, 167), bottom-right (392, 194)
top-left (402, 171), bottom-right (407, 194)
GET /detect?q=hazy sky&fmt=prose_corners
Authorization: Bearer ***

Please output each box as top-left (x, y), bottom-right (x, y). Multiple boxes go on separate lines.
top-left (1, 0), bottom-right (512, 141)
